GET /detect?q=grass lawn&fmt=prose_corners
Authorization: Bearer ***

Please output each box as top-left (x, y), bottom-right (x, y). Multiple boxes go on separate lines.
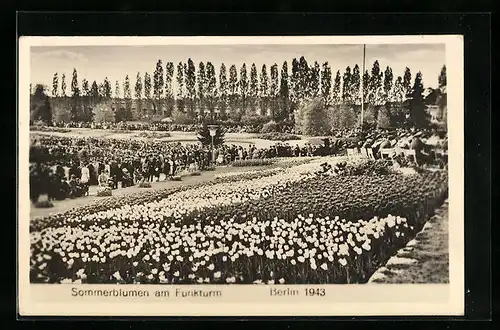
top-left (29, 128), bottom-right (327, 149)
top-left (369, 200), bottom-right (449, 283)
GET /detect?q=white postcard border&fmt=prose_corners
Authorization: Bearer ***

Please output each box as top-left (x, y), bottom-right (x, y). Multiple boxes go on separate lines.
top-left (18, 35), bottom-right (464, 317)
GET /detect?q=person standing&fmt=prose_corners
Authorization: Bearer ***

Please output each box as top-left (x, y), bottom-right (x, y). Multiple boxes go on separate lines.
top-left (80, 163), bottom-right (90, 196)
top-left (163, 157), bottom-right (171, 179)
top-left (410, 132), bottom-right (428, 166)
top-left (87, 162), bottom-right (97, 186)
top-left (171, 157), bottom-right (177, 177)
top-left (110, 160), bottom-right (119, 189)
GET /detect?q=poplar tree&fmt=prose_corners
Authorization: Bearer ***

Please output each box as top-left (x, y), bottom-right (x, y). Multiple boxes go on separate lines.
top-left (342, 66), bottom-right (352, 104)
top-left (369, 60), bottom-right (383, 105)
top-left (114, 80), bottom-right (123, 121)
top-left (362, 70), bottom-right (370, 104)
top-left (115, 80), bottom-right (121, 99)
top-left (61, 74), bottom-right (67, 97)
top-left (185, 58), bottom-right (197, 119)
top-left (389, 76), bottom-right (406, 126)
top-left (52, 73), bottom-right (58, 97)
top-left (218, 63), bottom-right (228, 120)
top-left (393, 76), bottom-right (404, 104)
top-left (239, 63), bottom-right (249, 117)
top-left (269, 64), bottom-right (279, 119)
top-left (81, 78), bottom-right (91, 121)
top-left (153, 59), bottom-right (164, 115)
top-left (298, 56), bottom-right (310, 101)
top-left (82, 79), bottom-right (90, 97)
top-left (332, 70), bottom-right (342, 105)
top-left (165, 62), bottom-right (175, 117)
top-left (123, 74), bottom-right (132, 120)
top-left (249, 63), bottom-right (259, 115)
top-left (197, 61), bottom-right (206, 119)
top-left (351, 64), bottom-right (361, 105)
top-left (98, 83), bottom-right (105, 99)
top-left (144, 72), bottom-right (152, 115)
top-left (437, 65), bottom-right (447, 122)
top-left (309, 61), bottom-right (320, 99)
top-left (90, 80), bottom-right (99, 104)
top-left (320, 62), bottom-right (332, 106)
top-left (135, 72), bottom-right (143, 118)
top-left (228, 64), bottom-right (239, 120)
top-left (438, 65), bottom-right (447, 91)
top-left (259, 64), bottom-right (269, 116)
top-left (278, 61), bottom-right (290, 121)
top-left (403, 67), bottom-right (412, 99)
top-left (383, 66), bottom-right (394, 102)
top-left (176, 62), bottom-right (185, 113)
top-left (103, 77), bottom-right (112, 99)
top-left (290, 58), bottom-right (300, 106)
top-left (205, 61), bottom-right (217, 120)
top-left (70, 68), bottom-right (81, 121)
top-left (408, 71), bottom-right (429, 128)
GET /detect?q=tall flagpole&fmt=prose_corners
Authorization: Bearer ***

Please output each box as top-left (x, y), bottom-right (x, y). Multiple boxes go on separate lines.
top-left (360, 44), bottom-right (366, 128)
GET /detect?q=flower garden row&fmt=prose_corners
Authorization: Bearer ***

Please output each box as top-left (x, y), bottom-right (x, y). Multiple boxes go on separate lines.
top-left (30, 157), bottom-right (448, 284)
top-left (30, 157), bottom-right (314, 232)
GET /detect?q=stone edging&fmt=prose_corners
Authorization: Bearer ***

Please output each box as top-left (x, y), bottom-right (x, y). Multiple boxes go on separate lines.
top-left (368, 199), bottom-right (449, 283)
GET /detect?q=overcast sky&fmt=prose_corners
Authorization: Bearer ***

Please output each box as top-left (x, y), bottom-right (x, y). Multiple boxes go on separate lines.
top-left (30, 43), bottom-right (445, 93)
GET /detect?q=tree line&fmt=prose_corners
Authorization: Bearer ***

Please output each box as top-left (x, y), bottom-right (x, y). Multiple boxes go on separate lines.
top-left (34, 57), bottom-right (447, 129)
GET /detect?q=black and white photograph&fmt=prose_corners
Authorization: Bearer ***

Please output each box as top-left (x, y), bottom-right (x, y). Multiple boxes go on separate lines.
top-left (19, 35), bottom-right (464, 316)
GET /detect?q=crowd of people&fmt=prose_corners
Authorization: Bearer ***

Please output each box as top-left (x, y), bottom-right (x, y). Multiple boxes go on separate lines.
top-left (346, 127), bottom-right (448, 166)
top-left (28, 124), bottom-right (447, 204)
top-left (46, 120), bottom-right (297, 134)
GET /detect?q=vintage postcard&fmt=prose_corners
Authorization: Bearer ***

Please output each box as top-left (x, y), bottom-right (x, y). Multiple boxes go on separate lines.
top-left (18, 35), bottom-right (464, 316)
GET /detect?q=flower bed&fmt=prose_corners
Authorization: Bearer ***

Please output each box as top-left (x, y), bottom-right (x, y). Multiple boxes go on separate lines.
top-left (340, 160), bottom-right (396, 176)
top-left (231, 159), bottom-right (275, 167)
top-left (30, 125), bottom-right (72, 133)
top-left (29, 160), bottom-right (324, 232)
top-left (34, 200), bottom-right (54, 208)
top-left (30, 157), bottom-right (447, 284)
top-left (133, 131), bottom-right (171, 139)
top-left (96, 186), bottom-right (112, 197)
top-left (257, 132), bottom-right (301, 141)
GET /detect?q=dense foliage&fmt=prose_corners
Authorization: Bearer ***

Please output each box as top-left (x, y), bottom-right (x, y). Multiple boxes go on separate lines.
top-left (257, 132), bottom-right (301, 141)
